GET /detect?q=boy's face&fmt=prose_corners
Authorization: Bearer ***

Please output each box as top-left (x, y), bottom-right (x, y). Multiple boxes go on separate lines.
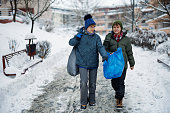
top-left (87, 24), bottom-right (96, 33)
top-left (113, 24), bottom-right (121, 35)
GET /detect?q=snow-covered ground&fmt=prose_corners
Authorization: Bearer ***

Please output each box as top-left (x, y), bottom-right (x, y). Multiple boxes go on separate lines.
top-left (0, 22), bottom-right (170, 113)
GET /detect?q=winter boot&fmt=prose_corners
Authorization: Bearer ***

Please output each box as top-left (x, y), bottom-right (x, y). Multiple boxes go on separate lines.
top-left (89, 103), bottom-right (96, 106)
top-left (81, 105), bottom-right (87, 109)
top-left (116, 99), bottom-right (123, 109)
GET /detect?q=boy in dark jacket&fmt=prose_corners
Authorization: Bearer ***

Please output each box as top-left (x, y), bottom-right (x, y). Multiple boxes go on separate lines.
top-left (103, 20), bottom-right (135, 109)
top-left (69, 14), bottom-right (108, 109)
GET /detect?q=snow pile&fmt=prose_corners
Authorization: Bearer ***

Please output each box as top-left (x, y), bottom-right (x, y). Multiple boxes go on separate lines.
top-left (156, 40), bottom-right (170, 55)
top-left (0, 22), bottom-right (76, 112)
top-left (5, 53), bottom-right (38, 74)
top-left (25, 33), bottom-right (37, 40)
top-left (0, 16), bottom-right (23, 22)
top-left (127, 30), bottom-right (169, 50)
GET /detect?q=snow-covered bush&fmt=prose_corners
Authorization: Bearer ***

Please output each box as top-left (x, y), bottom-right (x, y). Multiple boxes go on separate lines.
top-left (8, 39), bottom-right (19, 52)
top-left (44, 20), bottom-right (55, 32)
top-left (156, 40), bottom-right (170, 55)
top-left (23, 17), bottom-right (30, 24)
top-left (36, 41), bottom-right (51, 59)
top-left (127, 30), bottom-right (169, 50)
top-left (37, 19), bottom-right (55, 32)
top-left (37, 19), bottom-right (44, 30)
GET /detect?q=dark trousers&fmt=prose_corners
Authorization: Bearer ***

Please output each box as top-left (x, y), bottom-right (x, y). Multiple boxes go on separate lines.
top-left (111, 68), bottom-right (127, 100)
top-left (79, 68), bottom-right (97, 105)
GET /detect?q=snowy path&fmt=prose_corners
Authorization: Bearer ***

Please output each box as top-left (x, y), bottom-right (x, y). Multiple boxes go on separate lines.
top-left (21, 46), bottom-right (170, 113)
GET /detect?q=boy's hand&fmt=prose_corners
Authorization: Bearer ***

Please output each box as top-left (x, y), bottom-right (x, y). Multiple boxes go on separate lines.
top-left (76, 33), bottom-right (83, 38)
top-left (102, 56), bottom-right (108, 62)
top-left (110, 52), bottom-right (114, 55)
top-left (130, 66), bottom-right (134, 70)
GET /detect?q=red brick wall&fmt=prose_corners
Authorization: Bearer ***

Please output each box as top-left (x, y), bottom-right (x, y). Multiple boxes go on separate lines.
top-left (0, 19), bottom-right (23, 23)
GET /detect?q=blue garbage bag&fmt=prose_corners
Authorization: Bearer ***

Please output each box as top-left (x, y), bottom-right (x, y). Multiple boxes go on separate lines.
top-left (103, 48), bottom-right (125, 79)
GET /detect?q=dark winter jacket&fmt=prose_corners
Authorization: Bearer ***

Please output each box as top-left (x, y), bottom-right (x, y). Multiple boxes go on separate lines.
top-left (103, 32), bottom-right (135, 69)
top-left (69, 28), bottom-right (108, 68)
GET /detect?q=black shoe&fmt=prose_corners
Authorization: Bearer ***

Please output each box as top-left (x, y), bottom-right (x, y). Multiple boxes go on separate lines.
top-left (81, 105), bottom-right (87, 109)
top-left (89, 103), bottom-right (95, 106)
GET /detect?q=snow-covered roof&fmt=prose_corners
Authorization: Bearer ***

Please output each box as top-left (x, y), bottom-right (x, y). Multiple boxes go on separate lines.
top-left (25, 33), bottom-right (37, 40)
top-left (146, 14), bottom-right (168, 23)
top-left (98, 0), bottom-right (131, 7)
top-left (52, 0), bottom-right (131, 10)
top-left (107, 11), bottom-right (124, 15)
top-left (141, 8), bottom-right (154, 12)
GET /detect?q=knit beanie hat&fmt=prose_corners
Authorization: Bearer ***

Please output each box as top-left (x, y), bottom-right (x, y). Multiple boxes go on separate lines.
top-left (112, 20), bottom-right (123, 30)
top-left (84, 14), bottom-right (96, 30)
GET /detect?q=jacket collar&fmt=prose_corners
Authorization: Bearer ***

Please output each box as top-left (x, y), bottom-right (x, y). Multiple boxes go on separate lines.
top-left (111, 31), bottom-right (126, 39)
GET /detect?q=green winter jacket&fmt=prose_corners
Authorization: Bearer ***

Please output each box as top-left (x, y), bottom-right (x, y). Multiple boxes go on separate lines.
top-left (103, 32), bottom-right (135, 69)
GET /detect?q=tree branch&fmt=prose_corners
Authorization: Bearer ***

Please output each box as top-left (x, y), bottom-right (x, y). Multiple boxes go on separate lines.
top-left (140, 1), bottom-right (167, 13)
top-left (34, 0), bottom-right (56, 20)
top-left (158, 0), bottom-right (165, 9)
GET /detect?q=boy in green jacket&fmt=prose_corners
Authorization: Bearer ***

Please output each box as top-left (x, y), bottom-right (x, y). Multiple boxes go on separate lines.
top-left (103, 20), bottom-right (135, 109)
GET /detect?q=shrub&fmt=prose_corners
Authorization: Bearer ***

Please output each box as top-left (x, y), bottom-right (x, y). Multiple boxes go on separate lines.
top-left (127, 30), bottom-right (168, 50)
top-left (156, 40), bottom-right (170, 55)
top-left (8, 39), bottom-right (19, 52)
top-left (44, 20), bottom-right (55, 32)
top-left (36, 41), bottom-right (51, 59)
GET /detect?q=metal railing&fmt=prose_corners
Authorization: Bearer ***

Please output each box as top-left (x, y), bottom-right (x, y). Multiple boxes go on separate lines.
top-left (0, 8), bottom-right (27, 17)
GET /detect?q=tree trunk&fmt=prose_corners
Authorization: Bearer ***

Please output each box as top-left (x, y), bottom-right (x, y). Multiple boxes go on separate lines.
top-left (31, 19), bottom-right (34, 33)
top-left (13, 0), bottom-right (17, 22)
top-left (9, 1), bottom-right (13, 16)
top-left (132, 0), bottom-right (135, 32)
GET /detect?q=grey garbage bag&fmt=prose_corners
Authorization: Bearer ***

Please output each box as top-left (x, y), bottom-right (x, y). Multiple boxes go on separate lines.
top-left (67, 47), bottom-right (79, 76)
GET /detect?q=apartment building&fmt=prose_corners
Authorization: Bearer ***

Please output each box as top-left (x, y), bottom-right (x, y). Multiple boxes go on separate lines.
top-left (51, 7), bottom-right (80, 26)
top-left (93, 6), bottom-right (131, 35)
top-left (139, 0), bottom-right (170, 35)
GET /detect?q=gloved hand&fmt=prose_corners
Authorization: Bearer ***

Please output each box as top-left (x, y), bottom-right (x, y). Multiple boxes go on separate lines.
top-left (102, 56), bottom-right (108, 62)
top-left (76, 33), bottom-right (83, 38)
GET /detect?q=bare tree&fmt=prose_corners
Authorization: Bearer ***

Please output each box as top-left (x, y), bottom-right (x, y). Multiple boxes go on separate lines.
top-left (140, 0), bottom-right (170, 17)
top-left (71, 0), bottom-right (101, 26)
top-left (123, 0), bottom-right (142, 32)
top-left (9, 0), bottom-right (22, 22)
top-left (23, 0), bottom-right (60, 33)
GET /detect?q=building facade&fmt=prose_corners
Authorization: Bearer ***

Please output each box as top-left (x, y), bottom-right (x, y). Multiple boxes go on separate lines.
top-left (138, 0), bottom-right (170, 35)
top-left (92, 6), bottom-right (131, 35)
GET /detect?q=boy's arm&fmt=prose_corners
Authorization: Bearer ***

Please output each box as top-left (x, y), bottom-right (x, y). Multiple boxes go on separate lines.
top-left (96, 36), bottom-right (108, 60)
top-left (69, 34), bottom-right (81, 46)
top-left (126, 38), bottom-right (135, 67)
